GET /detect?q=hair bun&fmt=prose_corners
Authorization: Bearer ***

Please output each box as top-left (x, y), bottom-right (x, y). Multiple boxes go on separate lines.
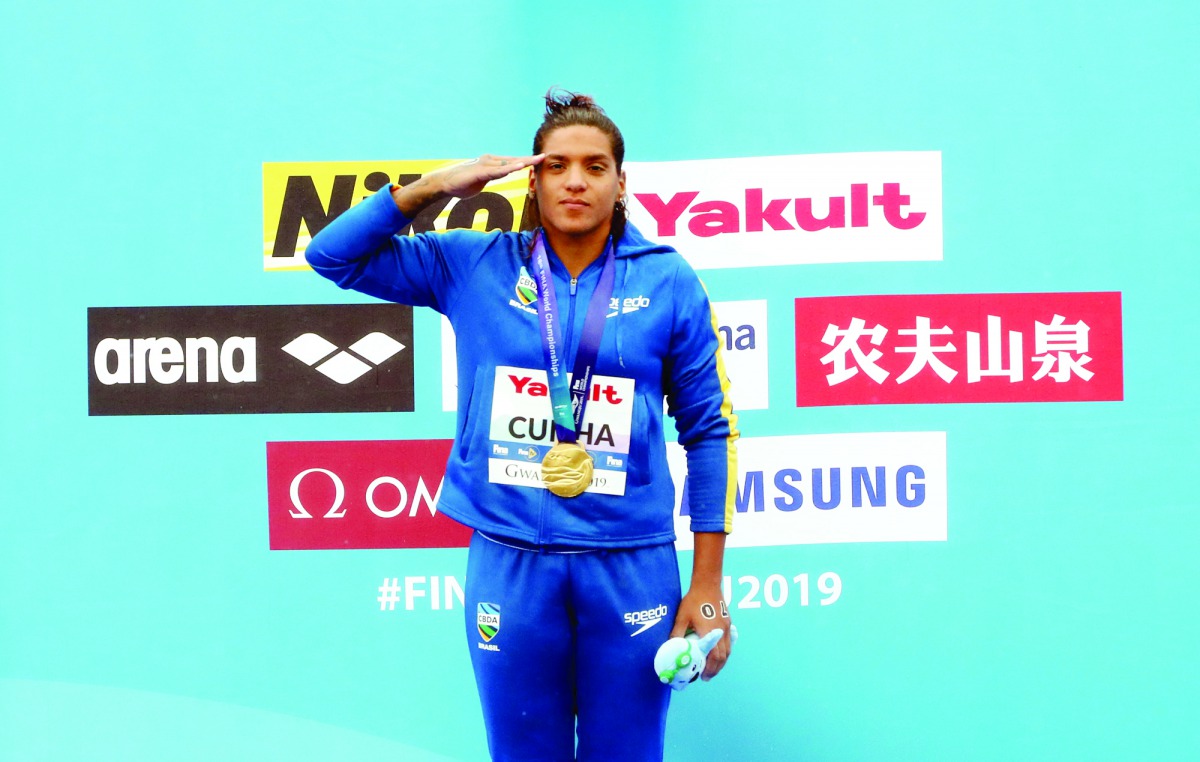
top-left (545, 87), bottom-right (603, 115)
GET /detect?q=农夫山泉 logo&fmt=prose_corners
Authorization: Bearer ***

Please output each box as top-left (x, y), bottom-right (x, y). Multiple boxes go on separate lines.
top-left (87, 304), bottom-right (414, 415)
top-left (669, 432), bottom-right (948, 548)
top-left (266, 439), bottom-right (470, 551)
top-left (263, 160), bottom-right (529, 270)
top-left (794, 291), bottom-right (1124, 407)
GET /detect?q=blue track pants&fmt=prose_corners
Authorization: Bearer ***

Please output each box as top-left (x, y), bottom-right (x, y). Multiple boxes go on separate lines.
top-left (464, 531), bottom-right (681, 761)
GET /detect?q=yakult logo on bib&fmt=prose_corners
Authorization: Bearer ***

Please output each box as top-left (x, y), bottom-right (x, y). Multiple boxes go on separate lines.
top-left (487, 366), bottom-right (635, 496)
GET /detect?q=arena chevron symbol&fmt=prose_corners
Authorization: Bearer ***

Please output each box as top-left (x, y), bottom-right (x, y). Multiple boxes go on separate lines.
top-left (282, 331), bottom-right (407, 384)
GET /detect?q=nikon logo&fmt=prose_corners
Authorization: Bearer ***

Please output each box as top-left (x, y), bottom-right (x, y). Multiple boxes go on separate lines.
top-left (263, 161), bottom-right (526, 268)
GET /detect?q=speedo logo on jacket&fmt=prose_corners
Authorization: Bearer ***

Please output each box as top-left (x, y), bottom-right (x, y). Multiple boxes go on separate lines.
top-left (624, 604), bottom-right (669, 636)
top-left (607, 296), bottom-right (650, 318)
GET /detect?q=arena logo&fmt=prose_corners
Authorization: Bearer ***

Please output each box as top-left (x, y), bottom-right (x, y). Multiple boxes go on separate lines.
top-left (711, 300), bottom-right (768, 410)
top-left (668, 432), bottom-right (948, 547)
top-left (266, 439), bottom-right (470, 551)
top-left (624, 151), bottom-right (942, 270)
top-left (441, 299), bottom-right (770, 412)
top-left (93, 336), bottom-right (256, 385)
top-left (282, 331), bottom-right (406, 384)
top-left (88, 304), bottom-right (414, 415)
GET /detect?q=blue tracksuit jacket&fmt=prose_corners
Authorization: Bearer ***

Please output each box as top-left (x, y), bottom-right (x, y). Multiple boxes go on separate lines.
top-left (306, 186), bottom-right (739, 548)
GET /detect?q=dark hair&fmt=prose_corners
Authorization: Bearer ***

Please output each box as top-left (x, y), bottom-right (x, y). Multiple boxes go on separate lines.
top-left (519, 87), bottom-right (627, 237)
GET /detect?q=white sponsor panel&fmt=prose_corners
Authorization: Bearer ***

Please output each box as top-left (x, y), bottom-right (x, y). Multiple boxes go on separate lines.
top-left (487, 366), bottom-right (635, 496)
top-left (669, 432), bottom-right (947, 548)
top-left (625, 151), bottom-right (942, 269)
top-left (711, 300), bottom-right (768, 410)
top-left (441, 300), bottom-right (767, 412)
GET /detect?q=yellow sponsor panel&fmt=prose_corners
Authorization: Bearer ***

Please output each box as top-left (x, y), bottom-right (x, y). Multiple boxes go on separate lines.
top-left (262, 160), bottom-right (531, 271)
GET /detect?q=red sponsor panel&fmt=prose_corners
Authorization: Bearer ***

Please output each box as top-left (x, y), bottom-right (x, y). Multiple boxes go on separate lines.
top-left (267, 439), bottom-right (472, 550)
top-left (795, 292), bottom-right (1123, 406)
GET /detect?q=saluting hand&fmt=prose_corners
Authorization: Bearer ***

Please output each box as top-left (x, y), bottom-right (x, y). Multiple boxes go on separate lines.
top-left (433, 153), bottom-right (546, 198)
top-left (392, 153), bottom-right (545, 217)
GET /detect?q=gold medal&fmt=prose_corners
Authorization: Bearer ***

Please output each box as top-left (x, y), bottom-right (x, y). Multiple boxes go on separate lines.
top-left (541, 442), bottom-right (594, 498)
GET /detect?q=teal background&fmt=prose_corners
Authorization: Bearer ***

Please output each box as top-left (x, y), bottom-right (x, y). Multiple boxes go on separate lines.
top-left (3, 1), bottom-right (1197, 759)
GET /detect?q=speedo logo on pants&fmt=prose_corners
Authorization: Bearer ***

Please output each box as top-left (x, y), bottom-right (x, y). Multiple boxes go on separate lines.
top-left (624, 604), bottom-right (668, 636)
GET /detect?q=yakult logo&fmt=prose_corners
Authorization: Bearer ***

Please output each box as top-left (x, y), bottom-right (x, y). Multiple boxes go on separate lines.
top-left (507, 374), bottom-right (624, 405)
top-left (625, 152), bottom-right (942, 270)
top-left (635, 184), bottom-right (925, 238)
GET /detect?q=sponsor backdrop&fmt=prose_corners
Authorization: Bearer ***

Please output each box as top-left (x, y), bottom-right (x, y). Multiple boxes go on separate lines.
top-left (2, 2), bottom-right (1197, 760)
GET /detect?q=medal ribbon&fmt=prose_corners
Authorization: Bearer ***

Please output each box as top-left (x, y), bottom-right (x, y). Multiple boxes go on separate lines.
top-left (530, 230), bottom-right (617, 445)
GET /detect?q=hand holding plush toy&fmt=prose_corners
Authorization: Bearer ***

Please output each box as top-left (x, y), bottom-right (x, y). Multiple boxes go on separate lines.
top-left (653, 624), bottom-right (739, 691)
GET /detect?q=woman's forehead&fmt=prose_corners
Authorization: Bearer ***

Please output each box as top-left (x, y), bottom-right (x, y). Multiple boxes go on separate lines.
top-left (541, 124), bottom-right (614, 159)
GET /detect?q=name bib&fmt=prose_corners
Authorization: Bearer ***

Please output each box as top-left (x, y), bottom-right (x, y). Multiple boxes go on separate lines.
top-left (486, 366), bottom-right (634, 496)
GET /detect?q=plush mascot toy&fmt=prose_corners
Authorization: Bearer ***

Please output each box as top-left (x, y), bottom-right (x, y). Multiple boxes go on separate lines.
top-left (653, 624), bottom-right (739, 691)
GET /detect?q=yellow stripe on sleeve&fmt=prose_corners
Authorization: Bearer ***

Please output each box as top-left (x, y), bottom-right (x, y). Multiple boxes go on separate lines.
top-left (700, 281), bottom-right (740, 534)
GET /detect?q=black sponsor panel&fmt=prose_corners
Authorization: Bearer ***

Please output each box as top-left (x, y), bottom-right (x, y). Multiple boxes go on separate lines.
top-left (88, 304), bottom-right (414, 415)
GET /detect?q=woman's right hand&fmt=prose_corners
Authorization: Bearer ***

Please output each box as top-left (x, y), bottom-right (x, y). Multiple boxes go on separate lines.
top-left (431, 153), bottom-right (546, 198)
top-left (392, 153), bottom-right (544, 217)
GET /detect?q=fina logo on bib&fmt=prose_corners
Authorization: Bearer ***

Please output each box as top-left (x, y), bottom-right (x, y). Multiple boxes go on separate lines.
top-left (477, 602), bottom-right (501, 642)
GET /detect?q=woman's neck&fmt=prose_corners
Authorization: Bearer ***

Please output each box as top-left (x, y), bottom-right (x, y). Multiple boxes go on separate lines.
top-left (544, 226), bottom-right (610, 278)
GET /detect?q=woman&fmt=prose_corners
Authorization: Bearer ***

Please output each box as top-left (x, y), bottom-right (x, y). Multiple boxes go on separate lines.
top-left (307, 89), bottom-right (739, 761)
